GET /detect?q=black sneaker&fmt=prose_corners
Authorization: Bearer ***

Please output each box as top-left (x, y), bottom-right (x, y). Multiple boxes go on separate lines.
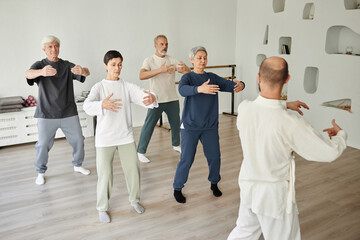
top-left (174, 190), bottom-right (186, 203)
top-left (211, 183), bottom-right (222, 197)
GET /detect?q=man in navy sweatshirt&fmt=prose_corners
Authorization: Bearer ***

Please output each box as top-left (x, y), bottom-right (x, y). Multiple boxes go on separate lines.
top-left (172, 46), bottom-right (245, 203)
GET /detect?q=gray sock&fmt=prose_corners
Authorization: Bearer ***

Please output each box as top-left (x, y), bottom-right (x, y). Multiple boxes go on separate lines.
top-left (98, 211), bottom-right (110, 223)
top-left (131, 202), bottom-right (145, 214)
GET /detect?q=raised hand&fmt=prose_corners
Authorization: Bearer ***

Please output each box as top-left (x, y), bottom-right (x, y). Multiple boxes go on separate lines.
top-left (167, 64), bottom-right (175, 73)
top-left (323, 119), bottom-right (342, 139)
top-left (159, 62), bottom-right (175, 74)
top-left (234, 80), bottom-right (245, 93)
top-left (142, 90), bottom-right (156, 106)
top-left (71, 65), bottom-right (83, 75)
top-left (286, 101), bottom-right (310, 115)
top-left (197, 79), bottom-right (220, 95)
top-left (102, 93), bottom-right (122, 112)
top-left (176, 61), bottom-right (185, 73)
top-left (42, 65), bottom-right (57, 77)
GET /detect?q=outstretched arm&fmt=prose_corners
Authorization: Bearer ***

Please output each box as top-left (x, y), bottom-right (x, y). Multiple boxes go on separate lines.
top-left (215, 74), bottom-right (244, 93)
top-left (233, 80), bottom-right (245, 93)
top-left (83, 84), bottom-right (122, 116)
top-left (289, 118), bottom-right (347, 163)
top-left (286, 100), bottom-right (309, 115)
top-left (323, 119), bottom-right (342, 139)
top-left (197, 79), bottom-right (220, 95)
top-left (142, 90), bottom-right (157, 106)
top-left (176, 61), bottom-right (191, 74)
top-left (25, 65), bottom-right (57, 79)
top-left (139, 62), bottom-right (175, 80)
top-left (125, 81), bottom-right (158, 108)
top-left (71, 65), bottom-right (90, 77)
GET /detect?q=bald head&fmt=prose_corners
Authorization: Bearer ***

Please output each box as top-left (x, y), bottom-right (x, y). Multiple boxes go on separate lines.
top-left (259, 57), bottom-right (288, 87)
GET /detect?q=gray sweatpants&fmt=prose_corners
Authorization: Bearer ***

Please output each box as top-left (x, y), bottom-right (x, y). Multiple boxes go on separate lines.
top-left (35, 115), bottom-right (85, 173)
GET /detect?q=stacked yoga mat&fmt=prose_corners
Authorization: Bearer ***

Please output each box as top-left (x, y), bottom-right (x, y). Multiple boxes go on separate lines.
top-left (0, 96), bottom-right (24, 113)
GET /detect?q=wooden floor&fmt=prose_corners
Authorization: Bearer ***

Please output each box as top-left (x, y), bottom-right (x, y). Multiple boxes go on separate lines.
top-left (0, 115), bottom-right (359, 240)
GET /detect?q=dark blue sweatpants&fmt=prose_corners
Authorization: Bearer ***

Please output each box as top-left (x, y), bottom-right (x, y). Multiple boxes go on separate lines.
top-left (173, 128), bottom-right (221, 191)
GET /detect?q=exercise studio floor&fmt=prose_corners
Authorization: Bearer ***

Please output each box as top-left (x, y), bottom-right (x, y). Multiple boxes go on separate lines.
top-left (1, 115), bottom-right (359, 240)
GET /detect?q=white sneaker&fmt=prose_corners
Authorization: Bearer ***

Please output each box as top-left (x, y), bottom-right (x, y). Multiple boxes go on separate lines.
top-left (173, 146), bottom-right (181, 153)
top-left (74, 166), bottom-right (90, 175)
top-left (137, 153), bottom-right (150, 163)
top-left (35, 173), bottom-right (45, 185)
top-left (131, 202), bottom-right (145, 214)
top-left (98, 211), bottom-right (111, 223)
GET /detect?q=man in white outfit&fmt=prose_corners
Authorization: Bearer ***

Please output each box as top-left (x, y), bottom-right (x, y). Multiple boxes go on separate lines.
top-left (228, 56), bottom-right (347, 240)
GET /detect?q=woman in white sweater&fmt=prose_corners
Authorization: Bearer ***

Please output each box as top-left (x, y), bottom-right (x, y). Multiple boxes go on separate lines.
top-left (83, 50), bottom-right (158, 223)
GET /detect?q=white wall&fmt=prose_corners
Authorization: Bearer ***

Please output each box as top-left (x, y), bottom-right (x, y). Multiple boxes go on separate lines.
top-left (0, 0), bottom-right (237, 126)
top-left (235, 0), bottom-right (360, 149)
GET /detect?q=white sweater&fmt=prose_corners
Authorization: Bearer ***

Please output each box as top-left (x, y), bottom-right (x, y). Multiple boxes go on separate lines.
top-left (237, 95), bottom-right (347, 219)
top-left (83, 79), bottom-right (158, 147)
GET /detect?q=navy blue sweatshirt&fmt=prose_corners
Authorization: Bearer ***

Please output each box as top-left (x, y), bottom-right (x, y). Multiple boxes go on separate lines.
top-left (178, 71), bottom-right (236, 130)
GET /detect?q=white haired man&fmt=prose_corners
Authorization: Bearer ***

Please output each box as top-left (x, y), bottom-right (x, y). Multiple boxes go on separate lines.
top-left (25, 35), bottom-right (91, 185)
top-left (136, 34), bottom-right (191, 163)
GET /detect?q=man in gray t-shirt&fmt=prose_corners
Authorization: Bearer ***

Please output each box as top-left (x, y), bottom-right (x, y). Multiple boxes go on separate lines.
top-left (25, 35), bottom-right (91, 185)
top-left (28, 58), bottom-right (84, 118)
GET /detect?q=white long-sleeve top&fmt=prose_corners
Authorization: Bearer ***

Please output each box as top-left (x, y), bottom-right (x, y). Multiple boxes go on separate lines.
top-left (237, 95), bottom-right (347, 219)
top-left (83, 79), bottom-right (158, 147)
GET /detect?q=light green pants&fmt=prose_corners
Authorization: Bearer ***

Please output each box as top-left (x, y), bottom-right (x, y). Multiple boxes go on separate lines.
top-left (96, 142), bottom-right (140, 211)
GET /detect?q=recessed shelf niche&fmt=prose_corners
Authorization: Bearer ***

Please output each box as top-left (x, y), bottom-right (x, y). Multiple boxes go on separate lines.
top-left (263, 25), bottom-right (269, 44)
top-left (303, 67), bottom-right (319, 94)
top-left (344, 0), bottom-right (360, 10)
top-left (279, 37), bottom-right (291, 54)
top-left (322, 99), bottom-right (352, 113)
top-left (256, 54), bottom-right (266, 66)
top-left (303, 3), bottom-right (315, 20)
top-left (325, 25), bottom-right (360, 56)
top-left (273, 0), bottom-right (285, 13)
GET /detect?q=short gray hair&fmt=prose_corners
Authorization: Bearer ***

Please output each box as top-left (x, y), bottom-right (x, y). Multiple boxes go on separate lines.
top-left (41, 35), bottom-right (60, 50)
top-left (189, 46), bottom-right (207, 59)
top-left (154, 35), bottom-right (167, 44)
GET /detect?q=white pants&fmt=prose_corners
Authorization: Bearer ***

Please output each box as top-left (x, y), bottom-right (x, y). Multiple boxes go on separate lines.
top-left (227, 203), bottom-right (301, 240)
